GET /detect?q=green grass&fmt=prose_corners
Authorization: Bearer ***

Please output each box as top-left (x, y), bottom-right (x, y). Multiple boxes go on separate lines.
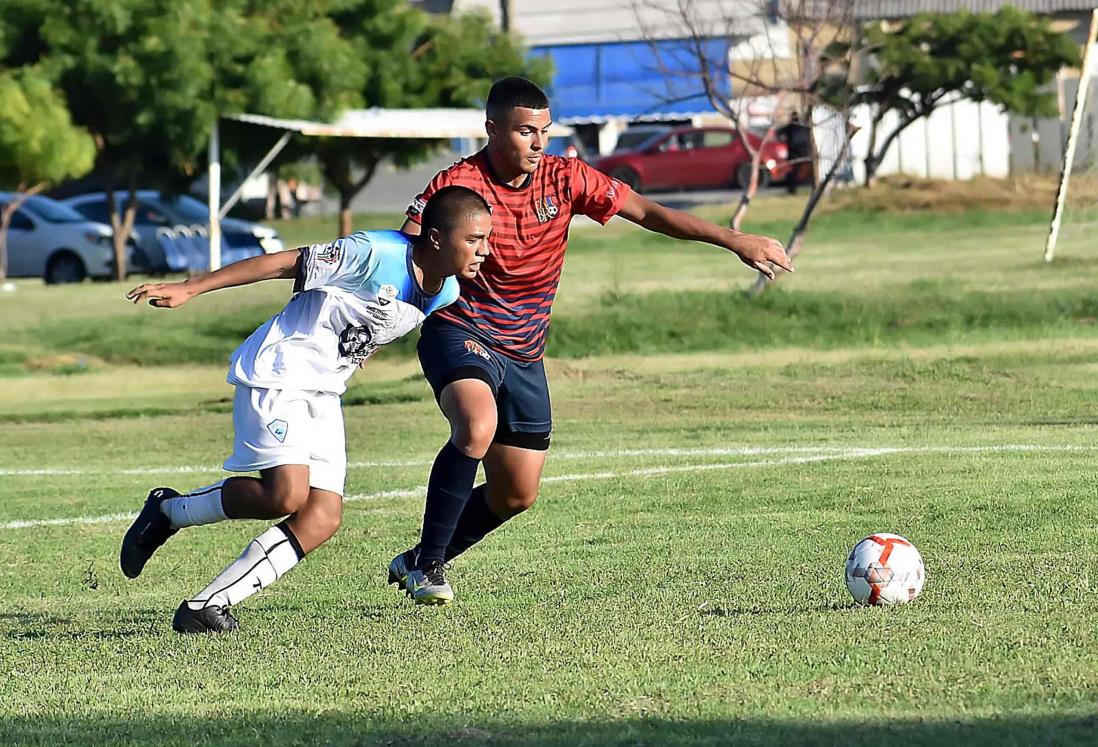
top-left (2, 197), bottom-right (1098, 745)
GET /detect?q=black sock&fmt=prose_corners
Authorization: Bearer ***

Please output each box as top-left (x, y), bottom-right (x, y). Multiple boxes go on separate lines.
top-left (444, 485), bottom-right (508, 562)
top-left (416, 441), bottom-right (480, 568)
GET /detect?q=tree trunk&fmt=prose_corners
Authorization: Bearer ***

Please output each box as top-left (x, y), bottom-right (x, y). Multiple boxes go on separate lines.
top-left (105, 183), bottom-right (138, 281)
top-left (749, 122), bottom-right (854, 297)
top-left (863, 111), bottom-right (883, 187)
top-left (0, 204), bottom-right (14, 287)
top-left (730, 124), bottom-right (777, 231)
top-left (730, 192), bottom-right (751, 231)
top-left (320, 154), bottom-right (378, 239)
top-left (339, 193), bottom-right (353, 238)
top-left (0, 184), bottom-right (46, 287)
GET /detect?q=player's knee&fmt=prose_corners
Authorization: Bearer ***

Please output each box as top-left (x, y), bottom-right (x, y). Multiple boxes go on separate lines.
top-left (266, 482), bottom-right (309, 516)
top-left (451, 420), bottom-right (495, 460)
top-left (496, 487), bottom-right (538, 516)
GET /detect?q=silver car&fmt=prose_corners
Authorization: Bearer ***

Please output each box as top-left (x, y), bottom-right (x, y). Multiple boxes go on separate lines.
top-left (0, 193), bottom-right (135, 284)
top-left (63, 191), bottom-right (283, 273)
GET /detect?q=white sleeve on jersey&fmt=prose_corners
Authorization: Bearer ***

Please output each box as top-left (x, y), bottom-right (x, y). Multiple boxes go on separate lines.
top-left (296, 232), bottom-right (377, 294)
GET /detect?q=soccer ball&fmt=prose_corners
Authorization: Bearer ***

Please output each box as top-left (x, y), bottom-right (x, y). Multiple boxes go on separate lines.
top-left (844, 533), bottom-right (925, 606)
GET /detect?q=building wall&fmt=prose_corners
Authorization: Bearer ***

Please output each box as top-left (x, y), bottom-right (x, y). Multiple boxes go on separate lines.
top-left (849, 99), bottom-right (1012, 182)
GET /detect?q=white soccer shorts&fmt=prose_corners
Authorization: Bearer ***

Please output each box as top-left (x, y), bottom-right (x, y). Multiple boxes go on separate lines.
top-left (224, 386), bottom-right (346, 495)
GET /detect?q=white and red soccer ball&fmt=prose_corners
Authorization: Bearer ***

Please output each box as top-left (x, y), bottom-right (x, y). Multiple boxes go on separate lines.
top-left (844, 533), bottom-right (925, 606)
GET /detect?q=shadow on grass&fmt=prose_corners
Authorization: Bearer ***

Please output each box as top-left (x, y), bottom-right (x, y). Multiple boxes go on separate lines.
top-left (1, 712), bottom-right (1095, 747)
top-left (700, 600), bottom-right (852, 618)
top-left (0, 611), bottom-right (73, 626)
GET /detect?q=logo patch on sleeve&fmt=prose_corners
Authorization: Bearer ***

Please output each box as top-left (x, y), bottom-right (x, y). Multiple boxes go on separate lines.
top-left (266, 419), bottom-right (289, 443)
top-left (463, 339), bottom-right (491, 361)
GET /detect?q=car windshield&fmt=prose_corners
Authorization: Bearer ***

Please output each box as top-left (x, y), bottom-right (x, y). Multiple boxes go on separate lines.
top-left (617, 131), bottom-right (669, 153)
top-left (614, 129), bottom-right (669, 152)
top-left (162, 194), bottom-right (210, 222)
top-left (20, 196), bottom-right (87, 223)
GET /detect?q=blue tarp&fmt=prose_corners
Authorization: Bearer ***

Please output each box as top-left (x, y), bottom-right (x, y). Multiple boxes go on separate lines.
top-left (531, 38), bottom-right (731, 123)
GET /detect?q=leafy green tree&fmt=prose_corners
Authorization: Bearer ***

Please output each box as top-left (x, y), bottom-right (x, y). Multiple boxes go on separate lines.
top-left (0, 68), bottom-right (95, 285)
top-left (283, 4), bottom-right (550, 237)
top-left (54, 0), bottom-right (223, 278)
top-left (856, 8), bottom-right (1079, 186)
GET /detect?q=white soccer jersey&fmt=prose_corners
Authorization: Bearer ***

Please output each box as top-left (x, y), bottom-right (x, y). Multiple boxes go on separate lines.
top-left (228, 230), bottom-right (459, 395)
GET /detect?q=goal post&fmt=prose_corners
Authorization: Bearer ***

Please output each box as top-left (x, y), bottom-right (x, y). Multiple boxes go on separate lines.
top-left (1045, 8), bottom-right (1098, 263)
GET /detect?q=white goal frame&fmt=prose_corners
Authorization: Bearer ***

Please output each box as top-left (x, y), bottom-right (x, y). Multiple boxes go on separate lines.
top-left (1045, 9), bottom-right (1098, 263)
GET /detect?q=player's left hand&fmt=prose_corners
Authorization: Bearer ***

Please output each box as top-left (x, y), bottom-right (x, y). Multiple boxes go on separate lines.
top-left (125, 282), bottom-right (194, 308)
top-left (729, 231), bottom-right (792, 279)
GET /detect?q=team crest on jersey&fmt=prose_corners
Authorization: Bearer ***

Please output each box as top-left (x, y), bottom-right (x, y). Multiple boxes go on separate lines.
top-left (464, 339), bottom-right (491, 361)
top-left (533, 194), bottom-right (559, 223)
top-left (314, 244), bottom-right (341, 264)
top-left (377, 284), bottom-right (398, 305)
top-left (266, 419), bottom-right (289, 443)
top-left (340, 323), bottom-right (377, 363)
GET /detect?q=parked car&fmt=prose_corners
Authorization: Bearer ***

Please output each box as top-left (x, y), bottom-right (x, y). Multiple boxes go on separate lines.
top-left (0, 193), bottom-right (137, 284)
top-left (593, 126), bottom-right (792, 193)
top-left (63, 191), bottom-right (283, 273)
top-left (546, 134), bottom-right (590, 161)
top-left (611, 125), bottom-right (673, 154)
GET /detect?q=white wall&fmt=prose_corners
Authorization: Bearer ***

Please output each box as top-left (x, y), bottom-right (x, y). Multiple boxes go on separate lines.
top-left (849, 98), bottom-right (1011, 184)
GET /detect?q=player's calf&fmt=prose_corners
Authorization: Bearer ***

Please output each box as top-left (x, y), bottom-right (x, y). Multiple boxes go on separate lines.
top-left (174, 521), bottom-right (305, 634)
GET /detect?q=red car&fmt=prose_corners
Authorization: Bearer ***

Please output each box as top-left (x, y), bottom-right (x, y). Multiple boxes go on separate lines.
top-left (593, 126), bottom-right (791, 193)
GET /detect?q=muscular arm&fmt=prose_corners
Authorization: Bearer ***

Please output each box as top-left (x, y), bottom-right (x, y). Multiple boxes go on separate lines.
top-left (400, 218), bottom-right (421, 236)
top-left (616, 192), bottom-right (792, 278)
top-left (126, 249), bottom-right (303, 308)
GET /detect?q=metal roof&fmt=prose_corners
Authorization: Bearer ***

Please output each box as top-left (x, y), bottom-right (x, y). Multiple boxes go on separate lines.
top-left (450, 0), bottom-right (765, 46)
top-left (852, 0), bottom-right (1097, 18)
top-left (226, 109), bottom-right (570, 138)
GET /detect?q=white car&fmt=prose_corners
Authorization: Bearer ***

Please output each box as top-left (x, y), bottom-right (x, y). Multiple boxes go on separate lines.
top-left (0, 193), bottom-right (136, 284)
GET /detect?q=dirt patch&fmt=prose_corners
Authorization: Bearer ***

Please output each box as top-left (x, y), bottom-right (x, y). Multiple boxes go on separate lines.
top-left (821, 174), bottom-right (1095, 214)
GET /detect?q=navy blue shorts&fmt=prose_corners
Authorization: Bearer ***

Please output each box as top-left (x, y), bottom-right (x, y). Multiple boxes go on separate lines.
top-left (417, 319), bottom-right (552, 451)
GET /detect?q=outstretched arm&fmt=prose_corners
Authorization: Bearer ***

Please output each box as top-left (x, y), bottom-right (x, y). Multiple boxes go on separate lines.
top-left (126, 249), bottom-right (303, 308)
top-left (616, 193), bottom-right (792, 279)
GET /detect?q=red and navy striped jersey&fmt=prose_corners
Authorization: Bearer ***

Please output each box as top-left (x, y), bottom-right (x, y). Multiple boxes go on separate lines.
top-left (406, 150), bottom-right (631, 362)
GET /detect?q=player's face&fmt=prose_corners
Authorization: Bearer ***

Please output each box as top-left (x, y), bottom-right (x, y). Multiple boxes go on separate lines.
top-left (437, 211), bottom-right (492, 279)
top-left (487, 107), bottom-right (552, 175)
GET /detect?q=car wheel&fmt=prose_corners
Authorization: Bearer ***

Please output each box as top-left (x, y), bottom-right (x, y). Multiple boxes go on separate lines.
top-left (610, 167), bottom-right (642, 193)
top-left (45, 252), bottom-right (87, 285)
top-left (735, 163), bottom-right (771, 190)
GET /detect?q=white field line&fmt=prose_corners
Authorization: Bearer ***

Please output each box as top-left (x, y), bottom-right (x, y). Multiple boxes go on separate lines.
top-left (0, 443), bottom-right (1085, 479)
top-left (0, 443), bottom-right (1088, 532)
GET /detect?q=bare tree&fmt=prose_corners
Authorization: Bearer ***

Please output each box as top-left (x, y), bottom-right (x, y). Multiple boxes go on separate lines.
top-left (633, 0), bottom-right (859, 292)
top-left (632, 0), bottom-right (795, 229)
top-left (747, 0), bottom-right (860, 295)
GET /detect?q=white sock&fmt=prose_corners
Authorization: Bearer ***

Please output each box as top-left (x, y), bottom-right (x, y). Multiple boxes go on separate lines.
top-left (160, 481), bottom-right (229, 528)
top-left (186, 523), bottom-right (304, 611)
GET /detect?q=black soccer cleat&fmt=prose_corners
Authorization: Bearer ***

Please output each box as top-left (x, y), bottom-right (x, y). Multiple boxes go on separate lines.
top-left (119, 487), bottom-right (180, 579)
top-left (172, 601), bottom-right (239, 634)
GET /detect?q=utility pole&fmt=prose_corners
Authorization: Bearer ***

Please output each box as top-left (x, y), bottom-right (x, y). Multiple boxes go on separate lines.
top-left (500, 0), bottom-right (512, 32)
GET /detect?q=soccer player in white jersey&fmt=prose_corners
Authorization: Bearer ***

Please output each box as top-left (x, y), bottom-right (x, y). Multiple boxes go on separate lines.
top-left (119, 186), bottom-right (491, 634)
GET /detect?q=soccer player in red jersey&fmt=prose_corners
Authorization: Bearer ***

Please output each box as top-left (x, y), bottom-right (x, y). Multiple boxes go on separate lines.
top-left (390, 77), bottom-right (792, 603)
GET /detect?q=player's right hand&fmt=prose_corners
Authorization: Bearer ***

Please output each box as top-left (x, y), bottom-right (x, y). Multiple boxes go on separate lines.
top-left (125, 282), bottom-right (193, 308)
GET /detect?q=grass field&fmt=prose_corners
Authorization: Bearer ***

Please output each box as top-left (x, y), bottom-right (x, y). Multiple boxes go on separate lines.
top-left (2, 193), bottom-right (1097, 746)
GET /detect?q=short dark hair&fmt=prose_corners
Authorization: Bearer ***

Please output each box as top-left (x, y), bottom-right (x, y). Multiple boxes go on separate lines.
top-left (486, 76), bottom-right (550, 121)
top-left (421, 185), bottom-right (491, 236)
